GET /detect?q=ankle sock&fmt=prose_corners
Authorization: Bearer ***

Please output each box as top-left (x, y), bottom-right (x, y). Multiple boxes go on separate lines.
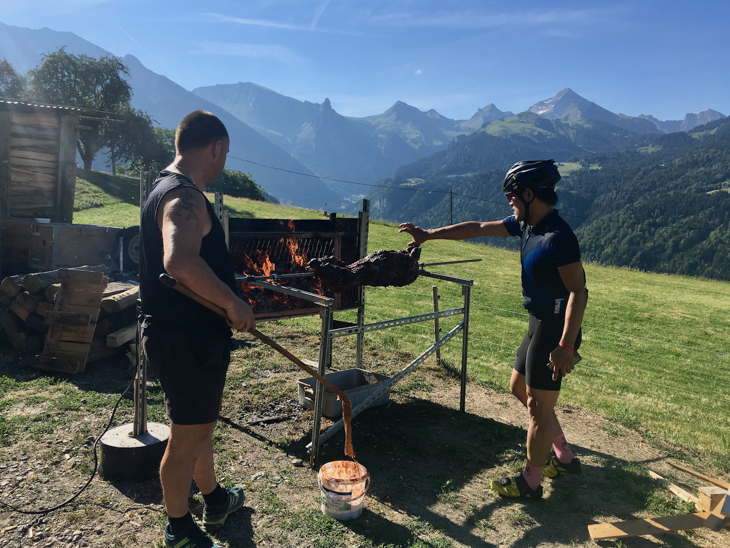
top-left (522, 462), bottom-right (543, 490)
top-left (553, 433), bottom-right (575, 463)
top-left (168, 512), bottom-right (195, 535)
top-left (203, 484), bottom-right (227, 508)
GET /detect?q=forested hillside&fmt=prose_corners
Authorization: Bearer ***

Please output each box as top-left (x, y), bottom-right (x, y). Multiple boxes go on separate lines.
top-left (369, 117), bottom-right (730, 281)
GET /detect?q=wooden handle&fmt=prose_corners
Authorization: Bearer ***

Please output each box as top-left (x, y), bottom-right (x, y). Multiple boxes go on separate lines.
top-left (159, 273), bottom-right (356, 457)
top-left (159, 273), bottom-right (229, 317)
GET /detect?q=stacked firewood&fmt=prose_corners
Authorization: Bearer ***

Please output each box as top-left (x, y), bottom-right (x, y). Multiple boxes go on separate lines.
top-left (0, 265), bottom-right (139, 368)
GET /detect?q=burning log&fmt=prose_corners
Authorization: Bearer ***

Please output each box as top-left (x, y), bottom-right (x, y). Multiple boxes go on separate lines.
top-left (308, 247), bottom-right (422, 293)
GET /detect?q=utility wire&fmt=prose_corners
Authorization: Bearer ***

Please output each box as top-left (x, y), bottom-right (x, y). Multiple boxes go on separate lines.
top-left (227, 154), bottom-right (721, 233)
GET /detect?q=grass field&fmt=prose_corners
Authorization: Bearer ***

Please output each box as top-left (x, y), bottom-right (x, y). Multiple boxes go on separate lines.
top-left (72, 170), bottom-right (730, 474)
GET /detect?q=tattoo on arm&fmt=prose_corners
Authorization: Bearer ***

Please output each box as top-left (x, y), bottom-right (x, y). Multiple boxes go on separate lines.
top-left (172, 190), bottom-right (200, 225)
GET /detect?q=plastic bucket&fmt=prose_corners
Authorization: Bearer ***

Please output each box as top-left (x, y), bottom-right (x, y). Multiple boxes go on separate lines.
top-left (318, 461), bottom-right (370, 520)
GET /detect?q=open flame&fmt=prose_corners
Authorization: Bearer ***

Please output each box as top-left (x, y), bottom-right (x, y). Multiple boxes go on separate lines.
top-left (235, 219), bottom-right (327, 313)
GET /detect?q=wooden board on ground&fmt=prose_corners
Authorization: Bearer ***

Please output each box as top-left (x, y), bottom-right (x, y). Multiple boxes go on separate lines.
top-left (588, 512), bottom-right (729, 540)
top-left (648, 470), bottom-right (698, 504)
top-left (668, 462), bottom-right (730, 490)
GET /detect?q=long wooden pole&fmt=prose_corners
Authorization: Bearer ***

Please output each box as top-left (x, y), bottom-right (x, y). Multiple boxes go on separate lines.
top-left (157, 273), bottom-right (355, 458)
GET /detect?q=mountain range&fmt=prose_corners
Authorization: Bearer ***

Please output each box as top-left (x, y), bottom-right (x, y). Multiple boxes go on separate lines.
top-left (192, 83), bottom-right (514, 189)
top-left (0, 21), bottom-right (727, 215)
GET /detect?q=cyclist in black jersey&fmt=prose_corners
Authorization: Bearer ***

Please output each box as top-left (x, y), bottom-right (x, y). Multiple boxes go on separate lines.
top-left (399, 160), bottom-right (587, 499)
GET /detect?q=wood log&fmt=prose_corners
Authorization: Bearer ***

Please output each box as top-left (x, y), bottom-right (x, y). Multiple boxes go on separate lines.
top-left (10, 291), bottom-right (41, 321)
top-left (103, 281), bottom-right (138, 298)
top-left (0, 292), bottom-right (13, 307)
top-left (1, 275), bottom-right (24, 299)
top-left (100, 287), bottom-right (138, 315)
top-left (307, 247), bottom-right (422, 293)
top-left (23, 265), bottom-right (111, 294)
top-left (94, 306), bottom-right (136, 338)
top-left (24, 312), bottom-right (48, 335)
top-left (0, 309), bottom-right (23, 337)
top-left (45, 283), bottom-right (62, 303)
top-left (87, 336), bottom-right (125, 364)
top-left (35, 301), bottom-right (52, 317)
top-left (106, 323), bottom-right (136, 348)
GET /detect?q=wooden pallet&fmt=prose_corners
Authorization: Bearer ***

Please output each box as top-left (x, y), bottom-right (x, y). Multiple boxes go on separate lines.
top-left (35, 269), bottom-right (108, 374)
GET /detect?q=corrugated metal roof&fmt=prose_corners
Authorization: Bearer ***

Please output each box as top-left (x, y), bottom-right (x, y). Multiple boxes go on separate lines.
top-left (0, 98), bottom-right (122, 119)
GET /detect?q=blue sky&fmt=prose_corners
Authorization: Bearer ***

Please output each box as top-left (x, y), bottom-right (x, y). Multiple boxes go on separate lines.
top-left (2, 0), bottom-right (729, 121)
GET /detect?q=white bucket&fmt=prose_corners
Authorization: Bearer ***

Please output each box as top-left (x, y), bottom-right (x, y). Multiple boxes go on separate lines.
top-left (318, 461), bottom-right (370, 520)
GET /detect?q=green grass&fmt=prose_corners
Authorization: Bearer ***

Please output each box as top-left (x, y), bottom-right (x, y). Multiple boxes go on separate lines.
top-left (63, 170), bottom-right (730, 472)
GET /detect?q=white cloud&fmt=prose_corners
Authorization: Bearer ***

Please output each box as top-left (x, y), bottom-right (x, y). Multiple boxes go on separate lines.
top-left (368, 6), bottom-right (629, 31)
top-left (204, 12), bottom-right (310, 31)
top-left (415, 69), bottom-right (422, 75)
top-left (203, 11), bottom-right (360, 36)
top-left (190, 41), bottom-right (302, 64)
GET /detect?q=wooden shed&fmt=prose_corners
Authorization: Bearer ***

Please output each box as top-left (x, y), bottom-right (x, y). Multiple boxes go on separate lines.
top-left (0, 99), bottom-right (124, 276)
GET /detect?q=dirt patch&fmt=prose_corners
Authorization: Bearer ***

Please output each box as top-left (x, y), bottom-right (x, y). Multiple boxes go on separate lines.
top-left (0, 323), bottom-right (728, 548)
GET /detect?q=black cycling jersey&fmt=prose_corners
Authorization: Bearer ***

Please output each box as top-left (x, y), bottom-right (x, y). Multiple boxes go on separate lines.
top-left (503, 209), bottom-right (581, 321)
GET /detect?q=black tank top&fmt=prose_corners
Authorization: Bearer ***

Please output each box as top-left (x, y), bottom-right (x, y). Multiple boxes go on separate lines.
top-left (139, 172), bottom-right (235, 333)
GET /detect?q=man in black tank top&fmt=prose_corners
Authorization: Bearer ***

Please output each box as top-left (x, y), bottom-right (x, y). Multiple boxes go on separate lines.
top-left (139, 111), bottom-right (255, 548)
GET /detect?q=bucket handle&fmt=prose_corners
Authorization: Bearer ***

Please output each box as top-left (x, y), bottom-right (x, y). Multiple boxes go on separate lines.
top-left (318, 476), bottom-right (370, 498)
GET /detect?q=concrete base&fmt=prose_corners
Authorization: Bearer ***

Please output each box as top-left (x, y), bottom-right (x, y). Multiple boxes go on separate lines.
top-left (98, 422), bottom-right (169, 483)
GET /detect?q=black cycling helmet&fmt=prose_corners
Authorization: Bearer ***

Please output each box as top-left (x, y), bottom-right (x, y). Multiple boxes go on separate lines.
top-left (502, 159), bottom-right (561, 193)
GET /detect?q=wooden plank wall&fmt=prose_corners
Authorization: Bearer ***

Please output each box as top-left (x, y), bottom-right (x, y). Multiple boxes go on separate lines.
top-left (0, 110), bottom-right (11, 222)
top-left (7, 110), bottom-right (61, 220)
top-left (56, 114), bottom-right (78, 223)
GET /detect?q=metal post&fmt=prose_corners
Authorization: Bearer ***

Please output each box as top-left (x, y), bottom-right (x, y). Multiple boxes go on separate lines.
top-left (356, 199), bottom-right (369, 369)
top-left (432, 285), bottom-right (441, 364)
top-left (450, 189), bottom-right (453, 225)
top-left (132, 321), bottom-right (148, 436)
top-left (133, 171), bottom-right (152, 437)
top-left (460, 284), bottom-right (471, 413)
top-left (310, 305), bottom-right (332, 467)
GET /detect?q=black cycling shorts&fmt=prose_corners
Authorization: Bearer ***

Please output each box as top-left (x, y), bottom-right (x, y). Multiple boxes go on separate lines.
top-left (141, 323), bottom-right (231, 425)
top-left (514, 314), bottom-right (581, 391)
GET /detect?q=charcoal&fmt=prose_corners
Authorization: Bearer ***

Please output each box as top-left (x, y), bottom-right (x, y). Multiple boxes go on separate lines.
top-left (308, 247), bottom-right (421, 292)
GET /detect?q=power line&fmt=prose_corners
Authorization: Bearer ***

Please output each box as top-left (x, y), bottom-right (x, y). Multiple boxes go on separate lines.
top-left (227, 154), bottom-right (720, 233)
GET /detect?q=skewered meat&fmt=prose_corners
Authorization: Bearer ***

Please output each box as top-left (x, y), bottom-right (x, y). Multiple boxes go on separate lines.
top-left (308, 247), bottom-right (421, 292)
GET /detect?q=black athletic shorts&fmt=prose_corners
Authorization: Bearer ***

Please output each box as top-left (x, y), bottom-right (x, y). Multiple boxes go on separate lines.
top-left (514, 314), bottom-right (581, 391)
top-left (141, 323), bottom-right (231, 425)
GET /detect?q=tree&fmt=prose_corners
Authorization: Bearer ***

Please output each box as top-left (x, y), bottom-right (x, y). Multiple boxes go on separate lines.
top-left (28, 47), bottom-right (131, 170)
top-left (118, 126), bottom-right (176, 178)
top-left (0, 59), bottom-right (25, 99)
top-left (209, 168), bottom-right (265, 201)
top-left (105, 105), bottom-right (156, 175)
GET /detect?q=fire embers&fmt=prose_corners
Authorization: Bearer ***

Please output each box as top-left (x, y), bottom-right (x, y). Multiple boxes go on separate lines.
top-left (231, 236), bottom-right (326, 315)
top-left (308, 247), bottom-right (422, 293)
